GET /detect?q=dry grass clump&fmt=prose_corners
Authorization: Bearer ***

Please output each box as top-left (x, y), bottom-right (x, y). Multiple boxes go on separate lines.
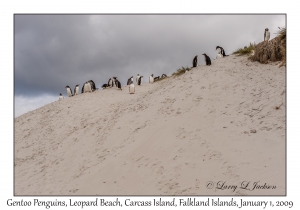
top-left (172, 66), bottom-right (191, 76)
top-left (250, 27), bottom-right (286, 67)
top-left (233, 43), bottom-right (256, 56)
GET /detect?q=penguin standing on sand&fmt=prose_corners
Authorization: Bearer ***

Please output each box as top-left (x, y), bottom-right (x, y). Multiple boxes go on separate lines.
top-left (65, 86), bottom-right (73, 97)
top-left (127, 76), bottom-right (134, 85)
top-left (59, 93), bottom-right (63, 100)
top-left (102, 84), bottom-right (108, 89)
top-left (74, 84), bottom-right (80, 95)
top-left (154, 76), bottom-right (160, 82)
top-left (202, 53), bottom-right (211, 66)
top-left (88, 80), bottom-right (96, 91)
top-left (216, 46), bottom-right (228, 57)
top-left (108, 78), bottom-right (113, 87)
top-left (112, 77), bottom-right (117, 87)
top-left (138, 76), bottom-right (143, 85)
top-left (82, 81), bottom-right (92, 93)
top-left (129, 83), bottom-right (135, 94)
top-left (193, 55), bottom-right (198, 67)
top-left (136, 74), bottom-right (140, 84)
top-left (149, 74), bottom-right (154, 84)
top-left (115, 78), bottom-right (122, 90)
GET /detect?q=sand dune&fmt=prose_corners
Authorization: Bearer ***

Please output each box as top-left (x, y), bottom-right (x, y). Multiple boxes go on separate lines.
top-left (14, 55), bottom-right (286, 195)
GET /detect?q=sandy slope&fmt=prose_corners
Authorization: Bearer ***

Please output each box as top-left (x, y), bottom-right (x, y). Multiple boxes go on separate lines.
top-left (14, 55), bottom-right (286, 195)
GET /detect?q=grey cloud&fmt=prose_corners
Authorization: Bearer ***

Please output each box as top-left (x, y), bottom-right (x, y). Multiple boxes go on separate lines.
top-left (15, 14), bottom-right (285, 97)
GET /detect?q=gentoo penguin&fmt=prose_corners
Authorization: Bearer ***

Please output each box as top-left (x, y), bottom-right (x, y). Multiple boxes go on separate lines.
top-left (65, 86), bottom-right (73, 97)
top-left (59, 93), bottom-right (63, 100)
top-left (127, 76), bottom-right (134, 85)
top-left (149, 74), bottom-right (154, 84)
top-left (136, 74), bottom-right (140, 84)
top-left (108, 78), bottom-right (113, 87)
top-left (138, 76), bottom-right (143, 85)
top-left (216, 46), bottom-right (228, 57)
top-left (74, 84), bottom-right (80, 95)
top-left (115, 78), bottom-right (122, 90)
top-left (154, 76), bottom-right (160, 82)
top-left (216, 53), bottom-right (223, 59)
top-left (264, 28), bottom-right (270, 42)
top-left (83, 81), bottom-right (92, 93)
top-left (161, 74), bottom-right (167, 78)
top-left (88, 80), bottom-right (96, 91)
top-left (202, 53), bottom-right (211, 66)
top-left (193, 55), bottom-right (198, 67)
top-left (102, 84), bottom-right (108, 89)
top-left (129, 83), bottom-right (135, 94)
top-left (114, 77), bottom-right (118, 87)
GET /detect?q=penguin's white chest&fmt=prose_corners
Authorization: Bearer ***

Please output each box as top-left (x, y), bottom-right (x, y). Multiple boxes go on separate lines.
top-left (67, 89), bottom-right (72, 97)
top-left (149, 76), bottom-right (154, 83)
top-left (84, 83), bottom-right (92, 93)
top-left (216, 53), bottom-right (223, 59)
top-left (129, 84), bottom-right (135, 94)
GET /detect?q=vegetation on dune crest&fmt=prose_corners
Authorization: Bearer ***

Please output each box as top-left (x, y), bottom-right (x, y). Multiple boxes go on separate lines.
top-left (172, 66), bottom-right (191, 77)
top-left (233, 43), bottom-right (256, 56)
top-left (249, 27), bottom-right (286, 67)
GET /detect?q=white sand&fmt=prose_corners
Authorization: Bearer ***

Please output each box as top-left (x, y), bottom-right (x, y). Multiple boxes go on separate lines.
top-left (14, 55), bottom-right (286, 195)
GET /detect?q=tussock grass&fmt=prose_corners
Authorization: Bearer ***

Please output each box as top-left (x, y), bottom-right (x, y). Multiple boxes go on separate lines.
top-left (172, 66), bottom-right (191, 76)
top-left (233, 43), bottom-right (256, 56)
top-left (249, 27), bottom-right (286, 66)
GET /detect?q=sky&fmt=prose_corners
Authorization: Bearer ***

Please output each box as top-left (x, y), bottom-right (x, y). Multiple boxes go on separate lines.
top-left (14, 14), bottom-right (286, 117)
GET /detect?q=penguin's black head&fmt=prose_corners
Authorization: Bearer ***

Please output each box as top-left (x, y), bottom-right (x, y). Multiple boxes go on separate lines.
top-left (60, 93), bottom-right (62, 95)
top-left (202, 53), bottom-right (206, 55)
top-left (265, 28), bottom-right (268, 31)
top-left (216, 46), bottom-right (220, 50)
top-left (65, 86), bottom-right (69, 88)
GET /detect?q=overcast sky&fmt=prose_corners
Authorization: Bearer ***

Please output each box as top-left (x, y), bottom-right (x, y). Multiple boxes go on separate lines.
top-left (14, 14), bottom-right (285, 117)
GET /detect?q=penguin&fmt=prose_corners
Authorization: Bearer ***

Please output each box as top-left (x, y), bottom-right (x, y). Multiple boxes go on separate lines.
top-left (115, 78), bottom-right (122, 90)
top-left (59, 93), bottom-right (63, 100)
top-left (149, 74), bottom-right (154, 84)
top-left (129, 83), bottom-right (135, 94)
top-left (74, 84), bottom-right (80, 95)
top-left (112, 77), bottom-right (117, 87)
top-left (88, 80), bottom-right (96, 91)
top-left (161, 74), bottom-right (167, 78)
top-left (102, 84), bottom-right (108, 89)
top-left (81, 84), bottom-right (85, 93)
top-left (154, 76), bottom-right (160, 82)
top-left (136, 74), bottom-right (140, 84)
top-left (216, 46), bottom-right (228, 57)
top-left (193, 55), bottom-right (198, 67)
top-left (216, 53), bottom-right (223, 59)
top-left (83, 81), bottom-right (92, 93)
top-left (264, 28), bottom-right (270, 42)
top-left (202, 53), bottom-right (211, 66)
top-left (138, 76), bottom-right (143, 85)
top-left (127, 76), bottom-right (134, 85)
top-left (65, 86), bottom-right (73, 97)
top-left (108, 78), bottom-right (113, 87)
